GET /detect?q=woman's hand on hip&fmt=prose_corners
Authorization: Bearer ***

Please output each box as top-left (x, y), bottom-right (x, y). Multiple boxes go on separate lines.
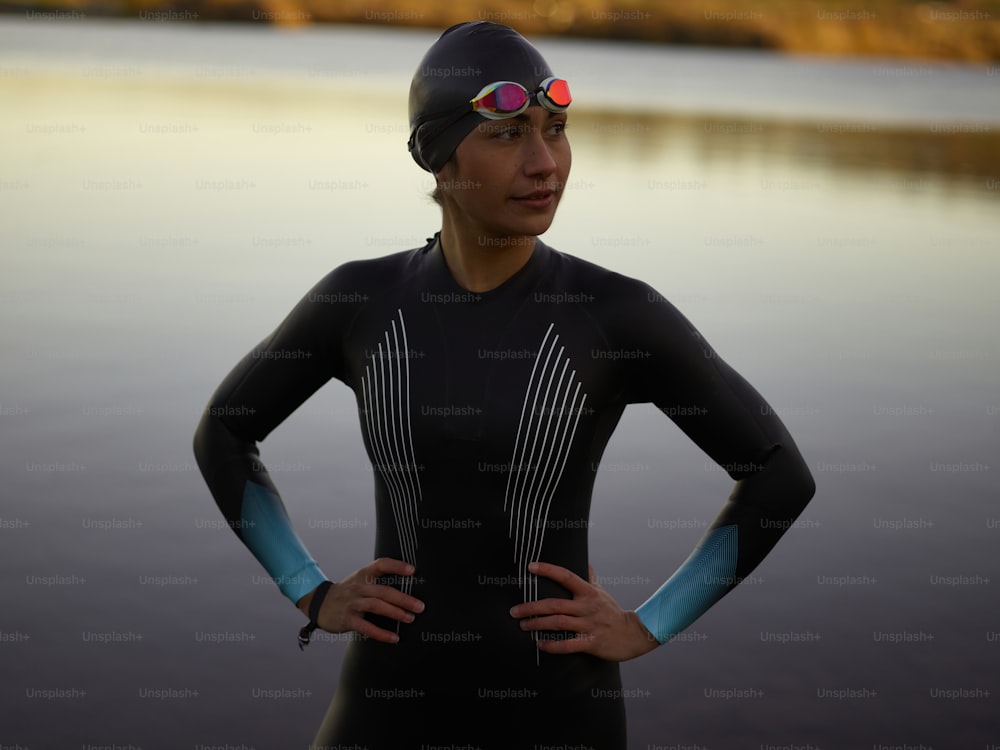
top-left (296, 557), bottom-right (424, 644)
top-left (509, 561), bottom-right (660, 662)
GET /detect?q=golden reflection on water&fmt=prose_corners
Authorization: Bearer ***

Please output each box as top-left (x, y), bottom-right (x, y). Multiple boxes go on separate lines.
top-left (568, 109), bottom-right (1000, 187)
top-left (5, 71), bottom-right (998, 189)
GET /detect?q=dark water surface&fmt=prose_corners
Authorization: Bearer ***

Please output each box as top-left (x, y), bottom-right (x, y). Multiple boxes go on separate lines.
top-left (1, 18), bottom-right (999, 750)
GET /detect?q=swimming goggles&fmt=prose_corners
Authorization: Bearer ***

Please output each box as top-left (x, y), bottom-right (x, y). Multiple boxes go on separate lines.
top-left (470, 77), bottom-right (572, 119)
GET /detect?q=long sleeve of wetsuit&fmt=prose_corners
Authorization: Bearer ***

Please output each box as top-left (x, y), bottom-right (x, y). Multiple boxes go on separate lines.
top-left (192, 266), bottom-right (360, 605)
top-left (612, 283), bottom-right (816, 644)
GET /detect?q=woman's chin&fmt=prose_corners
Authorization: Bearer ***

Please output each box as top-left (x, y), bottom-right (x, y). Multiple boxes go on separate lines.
top-left (498, 209), bottom-right (558, 238)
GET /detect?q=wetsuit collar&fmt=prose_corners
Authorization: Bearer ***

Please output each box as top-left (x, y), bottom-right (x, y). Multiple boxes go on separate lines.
top-left (424, 231), bottom-right (552, 304)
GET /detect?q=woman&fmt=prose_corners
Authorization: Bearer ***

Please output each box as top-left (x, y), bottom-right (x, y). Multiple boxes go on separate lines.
top-left (193, 21), bottom-right (815, 750)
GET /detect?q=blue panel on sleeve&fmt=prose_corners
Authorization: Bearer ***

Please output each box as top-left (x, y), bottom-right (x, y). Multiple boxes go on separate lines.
top-left (635, 524), bottom-right (738, 644)
top-left (240, 480), bottom-right (327, 603)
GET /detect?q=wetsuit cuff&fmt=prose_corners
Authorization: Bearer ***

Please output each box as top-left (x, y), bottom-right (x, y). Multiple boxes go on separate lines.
top-left (635, 524), bottom-right (739, 644)
top-left (238, 480), bottom-right (328, 603)
top-left (280, 562), bottom-right (329, 605)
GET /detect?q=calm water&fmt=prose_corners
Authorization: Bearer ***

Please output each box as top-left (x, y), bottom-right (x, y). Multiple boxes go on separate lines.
top-left (1, 17), bottom-right (999, 750)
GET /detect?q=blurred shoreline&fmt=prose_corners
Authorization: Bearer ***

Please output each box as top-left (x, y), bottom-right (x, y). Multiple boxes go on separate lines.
top-left (3, 0), bottom-right (1000, 64)
top-left (3, 15), bottom-right (999, 183)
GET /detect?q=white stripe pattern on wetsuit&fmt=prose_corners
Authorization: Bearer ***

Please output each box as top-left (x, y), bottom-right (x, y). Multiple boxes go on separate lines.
top-left (360, 309), bottom-right (423, 599)
top-left (504, 322), bottom-right (588, 653)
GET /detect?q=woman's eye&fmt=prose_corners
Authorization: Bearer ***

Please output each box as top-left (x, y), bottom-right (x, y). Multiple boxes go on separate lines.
top-left (494, 126), bottom-right (521, 140)
top-left (549, 121), bottom-right (567, 136)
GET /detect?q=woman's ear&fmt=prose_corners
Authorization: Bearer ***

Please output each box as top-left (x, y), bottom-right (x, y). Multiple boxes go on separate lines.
top-left (431, 155), bottom-right (457, 207)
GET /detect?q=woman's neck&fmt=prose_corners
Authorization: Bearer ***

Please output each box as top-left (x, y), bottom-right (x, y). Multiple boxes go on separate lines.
top-left (437, 220), bottom-right (536, 293)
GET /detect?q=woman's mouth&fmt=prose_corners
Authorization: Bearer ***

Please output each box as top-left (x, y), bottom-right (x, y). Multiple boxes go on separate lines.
top-left (511, 190), bottom-right (554, 208)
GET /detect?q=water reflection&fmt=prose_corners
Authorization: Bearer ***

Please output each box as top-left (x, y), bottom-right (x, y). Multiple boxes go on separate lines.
top-left (569, 109), bottom-right (1000, 187)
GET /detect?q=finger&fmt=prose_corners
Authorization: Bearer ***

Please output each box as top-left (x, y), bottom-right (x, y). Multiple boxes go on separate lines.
top-left (517, 613), bottom-right (586, 633)
top-left (349, 616), bottom-right (402, 644)
top-left (358, 582), bottom-right (424, 614)
top-left (361, 559), bottom-right (425, 611)
top-left (534, 633), bottom-right (595, 655)
top-left (355, 579), bottom-right (423, 608)
top-left (527, 561), bottom-right (591, 595)
top-left (588, 564), bottom-right (600, 587)
top-left (368, 557), bottom-right (416, 578)
top-left (354, 596), bottom-right (419, 624)
top-left (510, 597), bottom-right (583, 618)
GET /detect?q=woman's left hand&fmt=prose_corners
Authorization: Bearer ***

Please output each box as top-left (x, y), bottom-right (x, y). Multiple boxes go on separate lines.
top-left (509, 561), bottom-right (661, 662)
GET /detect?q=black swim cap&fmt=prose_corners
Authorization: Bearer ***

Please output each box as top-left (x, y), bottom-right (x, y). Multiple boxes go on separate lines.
top-left (407, 21), bottom-right (555, 173)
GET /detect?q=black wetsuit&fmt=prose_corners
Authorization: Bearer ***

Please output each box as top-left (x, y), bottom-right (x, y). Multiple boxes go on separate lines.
top-left (193, 234), bottom-right (815, 750)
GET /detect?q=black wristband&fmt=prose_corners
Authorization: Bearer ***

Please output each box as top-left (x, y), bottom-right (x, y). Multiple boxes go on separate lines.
top-left (298, 580), bottom-right (334, 651)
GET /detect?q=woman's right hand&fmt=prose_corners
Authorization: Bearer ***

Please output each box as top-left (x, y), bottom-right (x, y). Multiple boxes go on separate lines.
top-left (296, 558), bottom-right (425, 644)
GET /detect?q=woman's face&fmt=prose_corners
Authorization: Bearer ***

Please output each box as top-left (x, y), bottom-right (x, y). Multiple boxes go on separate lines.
top-left (436, 106), bottom-right (571, 241)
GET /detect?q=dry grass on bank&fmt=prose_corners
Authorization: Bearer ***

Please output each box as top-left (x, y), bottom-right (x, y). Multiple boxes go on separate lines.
top-left (9, 0), bottom-right (1000, 63)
